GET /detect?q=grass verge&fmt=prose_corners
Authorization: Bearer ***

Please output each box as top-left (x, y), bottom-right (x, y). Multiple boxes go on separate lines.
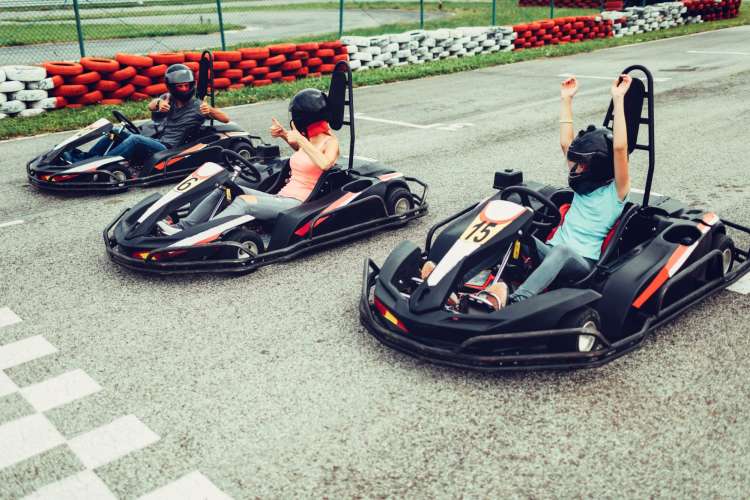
top-left (0, 23), bottom-right (243, 47)
top-left (0, 10), bottom-right (747, 141)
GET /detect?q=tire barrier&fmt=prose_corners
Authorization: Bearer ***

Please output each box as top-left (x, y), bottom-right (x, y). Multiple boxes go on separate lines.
top-left (0, 2), bottom-right (741, 120)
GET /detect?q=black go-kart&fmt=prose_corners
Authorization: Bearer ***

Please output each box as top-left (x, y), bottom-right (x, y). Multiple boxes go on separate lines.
top-left (104, 61), bottom-right (429, 274)
top-left (27, 51), bottom-right (275, 194)
top-left (360, 65), bottom-right (750, 371)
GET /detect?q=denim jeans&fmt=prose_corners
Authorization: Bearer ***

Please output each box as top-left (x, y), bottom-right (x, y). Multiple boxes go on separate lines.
top-left (180, 187), bottom-right (301, 228)
top-left (70, 131), bottom-right (166, 164)
top-left (509, 237), bottom-right (595, 302)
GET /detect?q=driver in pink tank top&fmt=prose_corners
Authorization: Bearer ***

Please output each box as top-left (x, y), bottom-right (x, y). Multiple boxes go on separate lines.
top-left (277, 121), bottom-right (335, 201)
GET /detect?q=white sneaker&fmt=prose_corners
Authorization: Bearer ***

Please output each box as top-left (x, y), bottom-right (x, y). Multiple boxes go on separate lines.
top-left (157, 220), bottom-right (181, 236)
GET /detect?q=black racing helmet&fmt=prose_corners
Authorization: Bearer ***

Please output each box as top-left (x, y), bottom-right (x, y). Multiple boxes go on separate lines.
top-left (289, 88), bottom-right (329, 136)
top-left (165, 63), bottom-right (196, 102)
top-left (567, 125), bottom-right (615, 195)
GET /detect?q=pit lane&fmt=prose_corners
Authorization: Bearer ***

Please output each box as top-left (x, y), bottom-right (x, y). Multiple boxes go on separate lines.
top-left (1, 26), bottom-right (749, 498)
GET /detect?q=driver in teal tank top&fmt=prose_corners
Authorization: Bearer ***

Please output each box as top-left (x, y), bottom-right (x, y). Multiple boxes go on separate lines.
top-left (421, 73), bottom-right (633, 309)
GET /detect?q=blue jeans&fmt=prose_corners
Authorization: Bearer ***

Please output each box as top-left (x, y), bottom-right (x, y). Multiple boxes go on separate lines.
top-left (71, 131), bottom-right (166, 164)
top-left (510, 237), bottom-right (595, 302)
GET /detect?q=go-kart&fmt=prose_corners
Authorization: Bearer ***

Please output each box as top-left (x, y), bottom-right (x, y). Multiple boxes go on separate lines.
top-left (104, 61), bottom-right (428, 274)
top-left (27, 51), bottom-right (273, 193)
top-left (360, 65), bottom-right (750, 371)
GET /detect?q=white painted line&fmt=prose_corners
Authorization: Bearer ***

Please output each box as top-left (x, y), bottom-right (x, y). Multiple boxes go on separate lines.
top-left (0, 307), bottom-right (22, 329)
top-left (686, 49), bottom-right (749, 56)
top-left (23, 470), bottom-right (117, 500)
top-left (0, 336), bottom-right (57, 370)
top-left (0, 220), bottom-right (24, 229)
top-left (728, 273), bottom-right (750, 295)
top-left (631, 187), bottom-right (665, 197)
top-left (0, 413), bottom-right (66, 470)
top-left (558, 73), bottom-right (671, 82)
top-left (138, 471), bottom-right (233, 500)
top-left (0, 370), bottom-right (18, 397)
top-left (68, 415), bottom-right (160, 470)
top-left (20, 369), bottom-right (102, 413)
top-left (354, 112), bottom-right (475, 131)
top-left (341, 154), bottom-right (379, 162)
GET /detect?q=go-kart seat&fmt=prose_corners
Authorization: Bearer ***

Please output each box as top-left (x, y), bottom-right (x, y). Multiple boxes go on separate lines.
top-left (545, 202), bottom-right (635, 256)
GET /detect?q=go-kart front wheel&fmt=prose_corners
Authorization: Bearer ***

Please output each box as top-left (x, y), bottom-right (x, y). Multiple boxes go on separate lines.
top-left (231, 142), bottom-right (254, 162)
top-left (386, 187), bottom-right (413, 216)
top-left (709, 233), bottom-right (734, 278)
top-left (223, 229), bottom-right (264, 260)
top-left (555, 307), bottom-right (602, 353)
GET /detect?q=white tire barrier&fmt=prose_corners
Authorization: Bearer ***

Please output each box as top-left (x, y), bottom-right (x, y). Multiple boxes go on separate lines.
top-left (19, 108), bottom-right (46, 118)
top-left (11, 89), bottom-right (49, 102)
top-left (0, 80), bottom-right (24, 93)
top-left (2, 65), bottom-right (47, 82)
top-left (27, 77), bottom-right (58, 90)
top-left (1, 100), bottom-right (26, 115)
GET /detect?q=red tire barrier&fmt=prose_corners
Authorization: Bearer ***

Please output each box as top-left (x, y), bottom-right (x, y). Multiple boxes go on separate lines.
top-left (144, 64), bottom-right (167, 78)
top-left (266, 71), bottom-right (282, 80)
top-left (112, 83), bottom-right (136, 99)
top-left (184, 61), bottom-right (200, 72)
top-left (100, 98), bottom-right (124, 105)
top-left (332, 54), bottom-right (348, 63)
top-left (143, 83), bottom-right (168, 96)
top-left (315, 49), bottom-right (335, 58)
top-left (229, 83), bottom-right (245, 90)
top-left (131, 92), bottom-right (150, 101)
top-left (184, 51), bottom-right (202, 62)
top-left (238, 60), bottom-right (258, 70)
top-left (148, 52), bottom-right (185, 65)
top-left (281, 60), bottom-right (303, 71)
top-left (319, 64), bottom-right (335, 73)
top-left (308, 71), bottom-right (321, 78)
top-left (131, 75), bottom-right (152, 87)
top-left (296, 67), bottom-right (309, 76)
top-left (306, 58), bottom-right (323, 67)
top-left (110, 66), bottom-right (137, 81)
top-left (281, 75), bottom-right (296, 82)
top-left (53, 84), bottom-right (88, 97)
top-left (219, 69), bottom-right (243, 80)
top-left (253, 79), bottom-right (272, 87)
top-left (291, 51), bottom-right (310, 60)
top-left (213, 60), bottom-right (231, 71)
top-left (319, 41), bottom-right (343, 49)
top-left (80, 57), bottom-right (119, 73)
top-left (212, 77), bottom-right (231, 89)
top-left (50, 96), bottom-right (68, 108)
top-left (79, 90), bottom-right (104, 105)
top-left (213, 50), bottom-right (242, 62)
top-left (240, 75), bottom-right (255, 84)
top-left (94, 80), bottom-right (119, 92)
top-left (296, 42), bottom-right (319, 51)
top-left (115, 53), bottom-right (153, 68)
top-left (44, 61), bottom-right (83, 76)
top-left (66, 104), bottom-right (84, 109)
top-left (240, 47), bottom-right (270, 60)
top-left (264, 55), bottom-right (286, 66)
top-left (70, 71), bottom-right (101, 85)
top-left (250, 66), bottom-right (270, 76)
top-left (267, 43), bottom-right (296, 55)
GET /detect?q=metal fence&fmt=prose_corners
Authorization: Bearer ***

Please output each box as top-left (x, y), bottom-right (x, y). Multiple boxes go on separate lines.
top-left (0, 0), bottom-right (604, 65)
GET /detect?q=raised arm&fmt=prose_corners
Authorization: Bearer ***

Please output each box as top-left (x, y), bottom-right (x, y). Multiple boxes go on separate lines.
top-left (287, 121), bottom-right (339, 171)
top-left (200, 97), bottom-right (230, 124)
top-left (611, 74), bottom-right (632, 201)
top-left (560, 77), bottom-right (577, 158)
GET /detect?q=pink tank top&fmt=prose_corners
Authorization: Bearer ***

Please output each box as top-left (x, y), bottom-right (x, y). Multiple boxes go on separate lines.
top-left (278, 137), bottom-right (330, 202)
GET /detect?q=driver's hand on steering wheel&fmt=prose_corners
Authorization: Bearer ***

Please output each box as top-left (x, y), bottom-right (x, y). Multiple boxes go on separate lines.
top-left (158, 95), bottom-right (170, 113)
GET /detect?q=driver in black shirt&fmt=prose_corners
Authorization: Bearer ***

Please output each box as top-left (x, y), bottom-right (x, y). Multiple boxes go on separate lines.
top-left (64, 64), bottom-right (229, 169)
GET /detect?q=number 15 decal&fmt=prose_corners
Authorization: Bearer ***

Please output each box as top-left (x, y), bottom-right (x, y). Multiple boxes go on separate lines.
top-left (463, 221), bottom-right (497, 243)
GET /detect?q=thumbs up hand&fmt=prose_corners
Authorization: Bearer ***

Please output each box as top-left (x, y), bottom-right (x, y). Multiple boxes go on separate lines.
top-left (269, 117), bottom-right (288, 139)
top-left (199, 96), bottom-right (211, 116)
top-left (158, 95), bottom-right (171, 112)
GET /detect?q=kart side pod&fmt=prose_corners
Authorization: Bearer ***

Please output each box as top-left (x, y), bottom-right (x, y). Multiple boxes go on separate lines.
top-left (494, 169), bottom-right (523, 190)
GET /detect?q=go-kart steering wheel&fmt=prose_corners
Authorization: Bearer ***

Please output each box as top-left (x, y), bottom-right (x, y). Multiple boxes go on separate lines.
top-left (500, 185), bottom-right (562, 231)
top-left (112, 110), bottom-right (141, 135)
top-left (221, 149), bottom-right (261, 184)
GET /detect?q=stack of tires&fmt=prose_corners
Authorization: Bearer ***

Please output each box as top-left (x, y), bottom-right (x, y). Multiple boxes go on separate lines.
top-left (512, 16), bottom-right (614, 49)
top-left (683, 0), bottom-right (742, 20)
top-left (0, 65), bottom-right (63, 119)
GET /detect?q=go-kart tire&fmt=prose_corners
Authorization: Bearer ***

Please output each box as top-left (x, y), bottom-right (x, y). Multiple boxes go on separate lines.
top-left (709, 233), bottom-right (734, 278)
top-left (385, 187), bottom-right (413, 216)
top-left (231, 142), bottom-right (254, 162)
top-left (223, 229), bottom-right (264, 260)
top-left (97, 169), bottom-right (128, 184)
top-left (555, 307), bottom-right (601, 353)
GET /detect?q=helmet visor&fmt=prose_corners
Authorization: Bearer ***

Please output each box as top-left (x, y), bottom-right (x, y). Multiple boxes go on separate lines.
top-left (165, 69), bottom-right (194, 85)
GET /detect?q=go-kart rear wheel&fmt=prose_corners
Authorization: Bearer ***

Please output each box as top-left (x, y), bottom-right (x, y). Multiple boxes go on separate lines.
top-left (385, 187), bottom-right (413, 216)
top-left (95, 169), bottom-right (127, 183)
top-left (223, 229), bottom-right (264, 260)
top-left (555, 307), bottom-right (601, 353)
top-left (231, 143), bottom-right (254, 162)
top-left (709, 233), bottom-right (734, 278)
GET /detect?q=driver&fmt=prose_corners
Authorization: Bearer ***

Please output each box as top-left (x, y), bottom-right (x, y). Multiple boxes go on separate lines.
top-left (423, 74), bottom-right (633, 309)
top-left (157, 88), bottom-right (339, 235)
top-left (64, 64), bottom-right (229, 168)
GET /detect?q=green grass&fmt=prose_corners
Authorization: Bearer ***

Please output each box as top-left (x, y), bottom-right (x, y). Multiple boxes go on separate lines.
top-left (0, 22), bottom-right (243, 47)
top-left (1, 0), bottom-right (263, 12)
top-left (1, 8), bottom-right (747, 140)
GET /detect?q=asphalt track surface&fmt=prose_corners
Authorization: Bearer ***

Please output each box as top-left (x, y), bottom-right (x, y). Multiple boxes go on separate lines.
top-left (1, 27), bottom-right (750, 498)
